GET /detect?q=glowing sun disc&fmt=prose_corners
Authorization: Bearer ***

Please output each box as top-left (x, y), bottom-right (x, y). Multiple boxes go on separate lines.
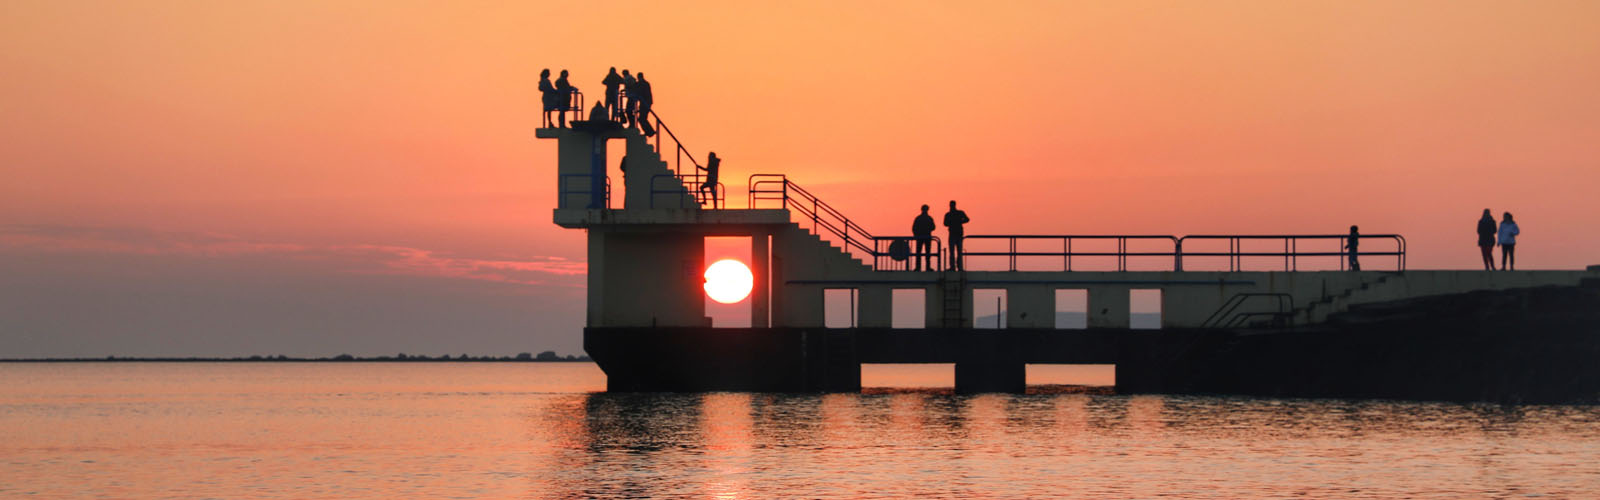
top-left (704, 259), bottom-right (754, 304)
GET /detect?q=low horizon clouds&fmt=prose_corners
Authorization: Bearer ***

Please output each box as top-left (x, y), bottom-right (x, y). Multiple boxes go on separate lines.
top-left (0, 224), bottom-right (586, 287)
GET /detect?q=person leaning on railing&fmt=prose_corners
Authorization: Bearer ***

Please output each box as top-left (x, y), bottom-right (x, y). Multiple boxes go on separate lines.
top-left (699, 152), bottom-right (721, 207)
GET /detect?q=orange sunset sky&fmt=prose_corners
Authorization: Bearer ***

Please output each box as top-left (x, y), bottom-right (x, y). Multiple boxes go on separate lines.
top-left (2, 1), bottom-right (1597, 357)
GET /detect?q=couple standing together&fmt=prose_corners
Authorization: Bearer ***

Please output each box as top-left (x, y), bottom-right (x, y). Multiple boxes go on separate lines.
top-left (1477, 209), bottom-right (1521, 271)
top-left (911, 202), bottom-right (970, 271)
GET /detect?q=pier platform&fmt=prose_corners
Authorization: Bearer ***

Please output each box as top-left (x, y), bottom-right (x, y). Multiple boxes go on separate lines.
top-left (538, 113), bottom-right (1600, 402)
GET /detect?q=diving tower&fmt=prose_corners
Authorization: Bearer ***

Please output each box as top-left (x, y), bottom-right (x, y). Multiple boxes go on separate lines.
top-left (539, 106), bottom-right (1600, 401)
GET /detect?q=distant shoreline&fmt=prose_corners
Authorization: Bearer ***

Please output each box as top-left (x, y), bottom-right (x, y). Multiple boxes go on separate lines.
top-left (0, 354), bottom-right (592, 363)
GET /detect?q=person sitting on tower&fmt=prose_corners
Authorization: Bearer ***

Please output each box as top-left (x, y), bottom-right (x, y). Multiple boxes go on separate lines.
top-left (699, 152), bottom-right (721, 207)
top-left (912, 205), bottom-right (936, 271)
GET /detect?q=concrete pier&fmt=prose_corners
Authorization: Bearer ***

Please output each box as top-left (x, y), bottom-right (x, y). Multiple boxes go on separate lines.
top-left (542, 122), bottom-right (1600, 401)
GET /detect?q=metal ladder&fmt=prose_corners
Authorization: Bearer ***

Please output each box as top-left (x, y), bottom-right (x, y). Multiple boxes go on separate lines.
top-left (939, 271), bottom-right (966, 328)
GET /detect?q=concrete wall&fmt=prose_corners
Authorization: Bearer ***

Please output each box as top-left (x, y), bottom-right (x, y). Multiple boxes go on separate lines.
top-left (591, 230), bottom-right (706, 327)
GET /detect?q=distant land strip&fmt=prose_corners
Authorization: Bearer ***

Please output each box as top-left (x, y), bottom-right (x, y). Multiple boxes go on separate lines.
top-left (0, 351), bottom-right (591, 362)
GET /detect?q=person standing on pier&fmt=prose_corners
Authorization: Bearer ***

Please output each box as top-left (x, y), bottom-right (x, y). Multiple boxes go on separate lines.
top-left (620, 70), bottom-right (637, 126)
top-left (1477, 209), bottom-right (1498, 271)
top-left (555, 69), bottom-right (578, 128)
top-left (912, 205), bottom-right (936, 271)
top-left (634, 72), bottom-right (655, 137)
top-left (1498, 212), bottom-right (1520, 271)
top-left (539, 69), bottom-right (558, 128)
top-left (602, 68), bottom-right (624, 123)
top-left (1345, 225), bottom-right (1361, 271)
top-left (944, 201), bottom-right (970, 271)
top-left (699, 152), bottom-right (720, 207)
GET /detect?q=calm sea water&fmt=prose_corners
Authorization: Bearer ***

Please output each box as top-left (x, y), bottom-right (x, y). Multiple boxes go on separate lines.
top-left (3, 363), bottom-right (1598, 498)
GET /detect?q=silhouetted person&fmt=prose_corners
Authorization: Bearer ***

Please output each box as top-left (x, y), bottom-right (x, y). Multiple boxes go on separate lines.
top-left (573, 100), bottom-right (622, 133)
top-left (944, 201), bottom-right (970, 271)
top-left (1499, 212), bottom-right (1519, 271)
top-left (634, 72), bottom-right (655, 137)
top-left (554, 69), bottom-right (577, 128)
top-left (699, 152), bottom-right (720, 206)
top-left (602, 68), bottom-right (624, 123)
top-left (1477, 209), bottom-right (1497, 271)
top-left (539, 69), bottom-right (558, 128)
top-left (620, 70), bottom-right (637, 126)
top-left (1345, 225), bottom-right (1360, 271)
top-left (912, 205), bottom-right (936, 271)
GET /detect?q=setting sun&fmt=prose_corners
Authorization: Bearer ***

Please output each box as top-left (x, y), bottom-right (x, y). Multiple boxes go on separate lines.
top-left (703, 259), bottom-right (754, 304)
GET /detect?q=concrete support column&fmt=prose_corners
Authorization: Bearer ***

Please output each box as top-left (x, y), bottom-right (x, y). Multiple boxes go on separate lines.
top-left (751, 232), bottom-right (769, 328)
top-left (954, 333), bottom-right (1025, 393)
top-left (586, 230), bottom-right (606, 327)
top-left (955, 361), bottom-right (1026, 394)
top-left (1089, 287), bottom-right (1130, 328)
top-left (858, 287), bottom-right (891, 328)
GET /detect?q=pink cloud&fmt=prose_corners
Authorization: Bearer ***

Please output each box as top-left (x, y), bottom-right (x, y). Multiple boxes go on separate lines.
top-left (0, 224), bottom-right (584, 286)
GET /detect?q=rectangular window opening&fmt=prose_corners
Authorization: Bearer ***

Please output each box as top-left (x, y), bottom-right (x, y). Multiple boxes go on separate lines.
top-left (824, 288), bottom-right (858, 328)
top-left (1054, 289), bottom-right (1087, 329)
top-left (892, 289), bottom-right (926, 329)
top-left (604, 138), bottom-right (627, 209)
top-left (1130, 289), bottom-right (1162, 330)
top-left (704, 236), bottom-right (752, 328)
top-left (973, 289), bottom-right (1007, 329)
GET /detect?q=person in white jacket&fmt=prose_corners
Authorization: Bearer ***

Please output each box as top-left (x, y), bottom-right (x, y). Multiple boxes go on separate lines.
top-left (1498, 212), bottom-right (1520, 271)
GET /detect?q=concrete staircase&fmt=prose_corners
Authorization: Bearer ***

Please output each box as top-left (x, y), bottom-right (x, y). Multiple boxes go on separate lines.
top-left (618, 129), bottom-right (701, 210)
top-left (1293, 273), bottom-right (1406, 325)
top-left (777, 221), bottom-right (873, 274)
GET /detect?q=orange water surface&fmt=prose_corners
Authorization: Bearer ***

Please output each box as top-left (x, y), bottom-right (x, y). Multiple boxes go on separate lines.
top-left (2, 362), bottom-right (1598, 498)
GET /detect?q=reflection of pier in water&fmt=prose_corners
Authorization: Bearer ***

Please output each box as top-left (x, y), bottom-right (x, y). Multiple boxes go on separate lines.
top-left (527, 391), bottom-right (1573, 497)
top-left (538, 104), bottom-right (1600, 399)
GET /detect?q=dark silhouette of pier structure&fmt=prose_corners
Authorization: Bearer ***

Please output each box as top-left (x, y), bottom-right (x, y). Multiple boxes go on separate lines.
top-left (539, 98), bottom-right (1600, 401)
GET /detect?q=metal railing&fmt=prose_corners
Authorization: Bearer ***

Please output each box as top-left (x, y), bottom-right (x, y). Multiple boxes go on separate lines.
top-left (1177, 234), bottom-right (1406, 272)
top-left (749, 174), bottom-right (887, 267)
top-left (638, 107), bottom-right (721, 209)
top-left (749, 174), bottom-right (1404, 273)
top-left (961, 235), bottom-right (1181, 272)
top-left (650, 174), bottom-right (725, 209)
top-left (872, 236), bottom-right (944, 271)
top-left (557, 90), bottom-right (585, 127)
top-left (558, 173), bottom-right (609, 209)
top-left (958, 234), bottom-right (1404, 272)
